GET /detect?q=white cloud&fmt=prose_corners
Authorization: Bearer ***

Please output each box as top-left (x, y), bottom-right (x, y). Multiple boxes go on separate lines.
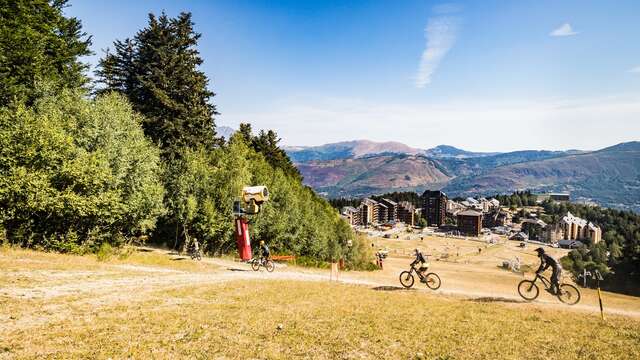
top-left (220, 94), bottom-right (640, 152)
top-left (549, 23), bottom-right (579, 37)
top-left (415, 17), bottom-right (459, 88)
top-left (629, 65), bottom-right (640, 73)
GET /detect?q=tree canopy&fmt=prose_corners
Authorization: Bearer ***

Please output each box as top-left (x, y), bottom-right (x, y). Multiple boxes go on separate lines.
top-left (0, 0), bottom-right (92, 105)
top-left (543, 201), bottom-right (640, 295)
top-left (0, 90), bottom-right (165, 252)
top-left (236, 123), bottom-right (302, 181)
top-left (97, 12), bottom-right (218, 155)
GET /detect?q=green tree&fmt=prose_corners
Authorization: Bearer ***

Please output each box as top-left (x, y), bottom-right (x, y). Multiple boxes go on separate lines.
top-left (0, 0), bottom-right (91, 105)
top-left (236, 123), bottom-right (302, 181)
top-left (542, 199), bottom-right (640, 295)
top-left (97, 12), bottom-right (218, 155)
top-left (0, 90), bottom-right (165, 252)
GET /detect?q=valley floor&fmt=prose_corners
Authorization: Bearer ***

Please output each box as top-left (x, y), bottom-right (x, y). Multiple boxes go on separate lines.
top-left (1, 243), bottom-right (639, 359)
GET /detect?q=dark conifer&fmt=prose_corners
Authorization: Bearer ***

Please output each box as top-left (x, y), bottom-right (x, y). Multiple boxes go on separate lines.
top-left (98, 12), bottom-right (219, 155)
top-left (0, 0), bottom-right (92, 105)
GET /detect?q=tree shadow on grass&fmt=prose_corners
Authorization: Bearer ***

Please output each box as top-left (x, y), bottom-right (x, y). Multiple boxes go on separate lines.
top-left (372, 286), bottom-right (415, 292)
top-left (227, 267), bottom-right (250, 272)
top-left (468, 296), bottom-right (526, 304)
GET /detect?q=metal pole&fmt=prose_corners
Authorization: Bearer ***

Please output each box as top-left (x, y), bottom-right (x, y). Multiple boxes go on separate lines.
top-left (596, 276), bottom-right (605, 321)
top-left (597, 286), bottom-right (605, 320)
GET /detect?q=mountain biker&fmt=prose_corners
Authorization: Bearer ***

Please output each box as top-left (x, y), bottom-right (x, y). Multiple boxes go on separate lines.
top-left (535, 247), bottom-right (562, 294)
top-left (190, 238), bottom-right (199, 254)
top-left (259, 240), bottom-right (270, 260)
top-left (411, 248), bottom-right (429, 282)
top-left (375, 248), bottom-right (384, 269)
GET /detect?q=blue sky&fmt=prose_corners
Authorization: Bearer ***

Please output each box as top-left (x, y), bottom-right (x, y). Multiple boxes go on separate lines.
top-left (67, 0), bottom-right (640, 151)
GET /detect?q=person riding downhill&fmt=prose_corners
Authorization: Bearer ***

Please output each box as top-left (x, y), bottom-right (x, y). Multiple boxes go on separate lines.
top-left (411, 248), bottom-right (429, 282)
top-left (259, 240), bottom-right (270, 260)
top-left (535, 247), bottom-right (562, 294)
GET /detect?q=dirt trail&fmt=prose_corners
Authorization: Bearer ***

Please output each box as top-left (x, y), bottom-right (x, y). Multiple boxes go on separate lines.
top-left (2, 248), bottom-right (639, 336)
top-left (202, 256), bottom-right (640, 318)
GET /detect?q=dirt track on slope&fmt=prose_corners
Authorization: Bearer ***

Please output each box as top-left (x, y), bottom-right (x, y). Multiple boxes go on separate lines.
top-left (1, 247), bottom-right (639, 337)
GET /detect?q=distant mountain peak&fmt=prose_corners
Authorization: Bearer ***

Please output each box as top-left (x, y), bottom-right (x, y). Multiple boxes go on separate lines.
top-left (285, 139), bottom-right (422, 163)
top-left (424, 145), bottom-right (499, 159)
top-left (217, 126), bottom-right (235, 140)
top-left (599, 141), bottom-right (640, 152)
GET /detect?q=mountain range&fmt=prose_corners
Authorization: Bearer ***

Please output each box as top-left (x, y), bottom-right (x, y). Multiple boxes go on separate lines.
top-left (285, 141), bottom-right (499, 162)
top-left (286, 140), bottom-right (640, 212)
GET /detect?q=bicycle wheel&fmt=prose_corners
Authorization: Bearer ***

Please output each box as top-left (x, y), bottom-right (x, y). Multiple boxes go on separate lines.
top-left (517, 280), bottom-right (539, 301)
top-left (265, 260), bottom-right (275, 272)
top-left (557, 284), bottom-right (581, 305)
top-left (399, 271), bottom-right (414, 288)
top-left (425, 273), bottom-right (441, 290)
top-left (251, 259), bottom-right (260, 271)
top-left (196, 252), bottom-right (202, 261)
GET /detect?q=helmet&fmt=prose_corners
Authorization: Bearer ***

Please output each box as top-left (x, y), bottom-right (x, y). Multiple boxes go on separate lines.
top-left (535, 247), bottom-right (545, 255)
top-left (414, 248), bottom-right (420, 255)
top-left (260, 240), bottom-right (265, 245)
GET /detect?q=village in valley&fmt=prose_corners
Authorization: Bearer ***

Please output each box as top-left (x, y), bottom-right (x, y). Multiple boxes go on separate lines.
top-left (340, 190), bottom-right (602, 250)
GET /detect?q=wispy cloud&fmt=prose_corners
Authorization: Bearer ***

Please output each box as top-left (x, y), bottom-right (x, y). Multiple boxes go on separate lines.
top-left (415, 16), bottom-right (459, 88)
top-left (549, 23), bottom-right (579, 37)
top-left (629, 65), bottom-right (640, 73)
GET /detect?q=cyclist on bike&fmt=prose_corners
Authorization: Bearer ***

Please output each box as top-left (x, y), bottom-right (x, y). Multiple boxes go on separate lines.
top-left (259, 240), bottom-right (270, 260)
top-left (411, 248), bottom-right (430, 282)
top-left (535, 247), bottom-right (562, 294)
top-left (189, 238), bottom-right (199, 254)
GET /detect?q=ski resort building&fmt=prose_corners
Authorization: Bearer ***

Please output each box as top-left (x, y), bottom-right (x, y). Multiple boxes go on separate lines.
top-left (457, 209), bottom-right (483, 236)
top-left (544, 212), bottom-right (602, 244)
top-left (422, 190), bottom-right (447, 227)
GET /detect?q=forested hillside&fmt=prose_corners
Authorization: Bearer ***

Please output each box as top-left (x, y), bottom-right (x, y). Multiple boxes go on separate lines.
top-left (541, 201), bottom-right (640, 296)
top-left (444, 142), bottom-right (640, 211)
top-left (0, 1), bottom-right (366, 268)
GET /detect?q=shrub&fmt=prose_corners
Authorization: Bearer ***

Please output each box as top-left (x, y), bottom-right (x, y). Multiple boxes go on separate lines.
top-left (96, 242), bottom-right (114, 261)
top-left (0, 91), bottom-right (165, 251)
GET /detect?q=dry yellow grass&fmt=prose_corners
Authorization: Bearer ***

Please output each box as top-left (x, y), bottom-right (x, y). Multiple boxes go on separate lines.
top-left (2, 280), bottom-right (639, 359)
top-left (1, 246), bottom-right (639, 359)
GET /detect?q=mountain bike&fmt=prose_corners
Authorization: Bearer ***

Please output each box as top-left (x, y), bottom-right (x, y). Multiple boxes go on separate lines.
top-left (251, 257), bottom-right (275, 272)
top-left (189, 248), bottom-right (202, 261)
top-left (399, 264), bottom-right (441, 290)
top-left (517, 273), bottom-right (580, 305)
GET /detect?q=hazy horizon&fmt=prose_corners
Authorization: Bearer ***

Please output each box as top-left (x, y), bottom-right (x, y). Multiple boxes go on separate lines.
top-left (67, 0), bottom-right (640, 152)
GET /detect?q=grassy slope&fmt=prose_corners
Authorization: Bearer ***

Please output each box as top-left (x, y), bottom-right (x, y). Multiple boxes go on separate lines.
top-left (1, 248), bottom-right (639, 359)
top-left (3, 280), bottom-right (639, 359)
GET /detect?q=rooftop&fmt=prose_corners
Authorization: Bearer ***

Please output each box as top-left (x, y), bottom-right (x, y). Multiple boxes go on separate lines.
top-left (458, 210), bottom-right (483, 217)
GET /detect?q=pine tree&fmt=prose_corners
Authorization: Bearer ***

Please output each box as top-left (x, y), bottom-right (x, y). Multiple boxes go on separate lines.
top-left (253, 130), bottom-right (301, 179)
top-left (0, 0), bottom-right (92, 105)
top-left (237, 123), bottom-right (302, 181)
top-left (97, 12), bottom-right (218, 155)
top-left (237, 123), bottom-right (254, 144)
top-left (95, 39), bottom-right (136, 96)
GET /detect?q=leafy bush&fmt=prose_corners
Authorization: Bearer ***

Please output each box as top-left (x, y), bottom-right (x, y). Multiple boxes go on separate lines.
top-left (0, 91), bottom-right (165, 252)
top-left (156, 133), bottom-right (368, 268)
top-left (342, 235), bottom-right (375, 270)
top-left (295, 256), bottom-right (331, 269)
top-left (96, 242), bottom-right (115, 261)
